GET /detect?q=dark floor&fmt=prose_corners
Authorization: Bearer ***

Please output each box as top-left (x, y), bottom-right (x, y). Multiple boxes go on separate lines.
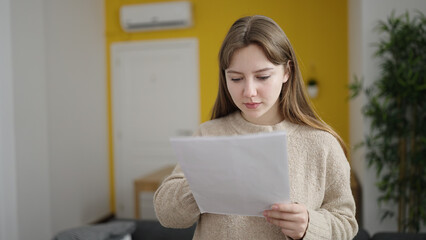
top-left (113, 219), bottom-right (426, 240)
top-left (113, 219), bottom-right (195, 240)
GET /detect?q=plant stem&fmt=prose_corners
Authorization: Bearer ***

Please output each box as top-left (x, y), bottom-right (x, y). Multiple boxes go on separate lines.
top-left (408, 106), bottom-right (417, 232)
top-left (398, 98), bottom-right (407, 232)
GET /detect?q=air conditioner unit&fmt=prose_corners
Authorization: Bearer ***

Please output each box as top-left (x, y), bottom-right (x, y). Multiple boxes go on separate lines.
top-left (120, 1), bottom-right (192, 32)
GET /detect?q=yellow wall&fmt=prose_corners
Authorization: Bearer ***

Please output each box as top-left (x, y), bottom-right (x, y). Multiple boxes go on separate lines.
top-left (105, 0), bottom-right (348, 212)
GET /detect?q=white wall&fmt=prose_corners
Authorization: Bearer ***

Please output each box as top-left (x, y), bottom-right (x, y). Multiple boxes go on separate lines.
top-left (0, 0), bottom-right (19, 239)
top-left (45, 0), bottom-right (109, 233)
top-left (2, 0), bottom-right (109, 239)
top-left (349, 0), bottom-right (426, 235)
top-left (11, 0), bottom-right (52, 239)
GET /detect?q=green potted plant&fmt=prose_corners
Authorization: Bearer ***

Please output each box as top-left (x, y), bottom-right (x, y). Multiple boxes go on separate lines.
top-left (349, 11), bottom-right (426, 232)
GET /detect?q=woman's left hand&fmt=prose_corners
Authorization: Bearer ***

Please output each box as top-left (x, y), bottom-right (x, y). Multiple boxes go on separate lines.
top-left (263, 203), bottom-right (309, 240)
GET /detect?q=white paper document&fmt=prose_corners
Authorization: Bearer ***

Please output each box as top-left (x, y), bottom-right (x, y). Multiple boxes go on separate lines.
top-left (170, 131), bottom-right (290, 217)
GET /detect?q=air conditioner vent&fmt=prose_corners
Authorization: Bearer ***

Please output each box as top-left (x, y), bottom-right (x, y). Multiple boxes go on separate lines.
top-left (120, 1), bottom-right (192, 32)
top-left (125, 20), bottom-right (188, 30)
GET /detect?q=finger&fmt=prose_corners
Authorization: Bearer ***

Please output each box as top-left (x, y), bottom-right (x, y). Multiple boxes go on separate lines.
top-left (266, 217), bottom-right (294, 229)
top-left (266, 217), bottom-right (305, 236)
top-left (265, 211), bottom-right (307, 224)
top-left (272, 203), bottom-right (304, 213)
top-left (263, 210), bottom-right (287, 220)
top-left (266, 214), bottom-right (306, 228)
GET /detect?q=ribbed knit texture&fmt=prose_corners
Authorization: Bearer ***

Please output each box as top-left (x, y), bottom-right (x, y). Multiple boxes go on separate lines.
top-left (154, 112), bottom-right (358, 239)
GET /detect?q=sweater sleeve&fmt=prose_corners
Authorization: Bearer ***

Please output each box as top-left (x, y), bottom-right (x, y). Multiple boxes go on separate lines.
top-left (303, 137), bottom-right (358, 240)
top-left (153, 164), bottom-right (200, 228)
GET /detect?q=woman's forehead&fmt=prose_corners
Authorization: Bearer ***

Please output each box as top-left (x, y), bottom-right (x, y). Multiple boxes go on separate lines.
top-left (228, 45), bottom-right (273, 67)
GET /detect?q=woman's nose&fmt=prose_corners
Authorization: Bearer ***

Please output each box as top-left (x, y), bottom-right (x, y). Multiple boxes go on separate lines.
top-left (243, 80), bottom-right (257, 97)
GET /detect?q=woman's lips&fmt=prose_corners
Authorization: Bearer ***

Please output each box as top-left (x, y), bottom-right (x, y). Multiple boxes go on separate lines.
top-left (244, 103), bottom-right (261, 109)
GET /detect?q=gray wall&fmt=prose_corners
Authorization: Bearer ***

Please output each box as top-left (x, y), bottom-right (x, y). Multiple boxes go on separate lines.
top-left (0, 0), bottom-right (19, 239)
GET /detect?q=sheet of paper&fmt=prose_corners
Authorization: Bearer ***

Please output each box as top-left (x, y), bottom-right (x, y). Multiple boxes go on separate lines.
top-left (170, 131), bottom-right (290, 217)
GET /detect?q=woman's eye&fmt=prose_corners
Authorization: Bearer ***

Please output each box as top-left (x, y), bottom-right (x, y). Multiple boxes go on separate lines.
top-left (257, 76), bottom-right (270, 80)
top-left (230, 78), bottom-right (242, 81)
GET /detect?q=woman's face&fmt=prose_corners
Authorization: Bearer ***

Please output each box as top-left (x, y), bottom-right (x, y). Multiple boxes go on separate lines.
top-left (225, 44), bottom-right (289, 125)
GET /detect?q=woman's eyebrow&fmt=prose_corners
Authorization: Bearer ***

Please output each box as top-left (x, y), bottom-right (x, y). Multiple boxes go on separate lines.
top-left (225, 70), bottom-right (242, 74)
top-left (226, 67), bottom-right (274, 74)
top-left (254, 67), bottom-right (273, 73)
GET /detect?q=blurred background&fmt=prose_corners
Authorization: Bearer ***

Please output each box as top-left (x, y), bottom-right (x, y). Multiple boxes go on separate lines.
top-left (0, 0), bottom-right (425, 239)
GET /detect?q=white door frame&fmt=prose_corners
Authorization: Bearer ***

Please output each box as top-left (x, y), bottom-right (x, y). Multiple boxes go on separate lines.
top-left (111, 38), bottom-right (199, 218)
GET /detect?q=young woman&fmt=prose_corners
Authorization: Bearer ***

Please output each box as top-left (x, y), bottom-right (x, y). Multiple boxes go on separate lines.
top-left (154, 15), bottom-right (358, 240)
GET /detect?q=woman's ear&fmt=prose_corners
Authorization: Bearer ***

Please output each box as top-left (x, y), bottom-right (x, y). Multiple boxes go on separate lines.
top-left (283, 61), bottom-right (291, 83)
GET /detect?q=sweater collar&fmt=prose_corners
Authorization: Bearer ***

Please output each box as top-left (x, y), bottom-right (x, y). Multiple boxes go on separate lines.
top-left (227, 111), bottom-right (300, 135)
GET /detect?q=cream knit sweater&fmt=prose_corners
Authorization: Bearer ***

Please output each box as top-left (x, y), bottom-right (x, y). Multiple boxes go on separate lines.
top-left (154, 112), bottom-right (358, 239)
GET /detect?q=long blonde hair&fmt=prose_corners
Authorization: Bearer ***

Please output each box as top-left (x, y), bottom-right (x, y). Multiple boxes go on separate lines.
top-left (211, 15), bottom-right (348, 157)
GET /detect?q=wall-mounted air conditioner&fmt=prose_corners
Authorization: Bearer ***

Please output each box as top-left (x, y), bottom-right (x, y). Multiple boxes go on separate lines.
top-left (120, 1), bottom-right (192, 32)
